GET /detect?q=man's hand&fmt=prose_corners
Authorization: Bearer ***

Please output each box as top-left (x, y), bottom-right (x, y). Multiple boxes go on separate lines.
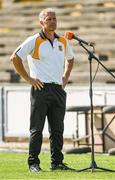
top-left (28, 77), bottom-right (44, 90)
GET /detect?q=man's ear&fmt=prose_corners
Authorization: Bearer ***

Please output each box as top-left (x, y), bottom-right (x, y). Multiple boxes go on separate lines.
top-left (40, 20), bottom-right (44, 26)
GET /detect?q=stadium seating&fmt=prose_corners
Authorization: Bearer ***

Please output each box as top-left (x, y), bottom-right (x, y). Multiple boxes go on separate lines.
top-left (0, 0), bottom-right (115, 84)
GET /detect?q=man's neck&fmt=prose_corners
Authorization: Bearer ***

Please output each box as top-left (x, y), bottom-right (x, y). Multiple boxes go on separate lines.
top-left (43, 29), bottom-right (55, 42)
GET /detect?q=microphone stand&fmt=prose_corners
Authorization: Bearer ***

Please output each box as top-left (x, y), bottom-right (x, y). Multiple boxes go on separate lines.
top-left (75, 41), bottom-right (115, 172)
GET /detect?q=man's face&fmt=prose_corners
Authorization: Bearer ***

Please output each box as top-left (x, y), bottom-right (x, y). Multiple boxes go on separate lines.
top-left (40, 12), bottom-right (57, 31)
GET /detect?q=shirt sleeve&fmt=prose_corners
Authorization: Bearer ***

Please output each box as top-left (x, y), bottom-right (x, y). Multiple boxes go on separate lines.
top-left (15, 36), bottom-right (35, 61)
top-left (65, 39), bottom-right (74, 60)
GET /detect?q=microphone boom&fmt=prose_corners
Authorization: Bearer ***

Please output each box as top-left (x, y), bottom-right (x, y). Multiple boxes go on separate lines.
top-left (64, 31), bottom-right (94, 46)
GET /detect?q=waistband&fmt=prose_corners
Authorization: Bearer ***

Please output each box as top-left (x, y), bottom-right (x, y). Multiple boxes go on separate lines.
top-left (44, 82), bottom-right (62, 87)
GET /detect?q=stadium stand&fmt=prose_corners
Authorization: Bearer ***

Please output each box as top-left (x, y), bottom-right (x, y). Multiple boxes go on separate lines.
top-left (0, 0), bottom-right (115, 84)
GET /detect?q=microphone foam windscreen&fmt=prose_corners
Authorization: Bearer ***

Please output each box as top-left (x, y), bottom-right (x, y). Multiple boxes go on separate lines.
top-left (64, 31), bottom-right (73, 40)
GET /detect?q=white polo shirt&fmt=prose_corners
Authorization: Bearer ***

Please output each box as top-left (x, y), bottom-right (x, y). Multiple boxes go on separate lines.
top-left (15, 32), bottom-right (74, 85)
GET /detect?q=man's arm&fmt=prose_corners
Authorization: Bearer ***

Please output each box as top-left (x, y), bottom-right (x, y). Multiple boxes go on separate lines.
top-left (62, 58), bottom-right (74, 88)
top-left (10, 53), bottom-right (44, 90)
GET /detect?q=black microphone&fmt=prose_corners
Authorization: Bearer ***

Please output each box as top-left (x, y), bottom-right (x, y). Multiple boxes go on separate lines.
top-left (64, 31), bottom-right (94, 46)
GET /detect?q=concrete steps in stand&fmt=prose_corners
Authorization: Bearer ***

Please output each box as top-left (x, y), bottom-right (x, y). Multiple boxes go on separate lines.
top-left (0, 0), bottom-right (115, 84)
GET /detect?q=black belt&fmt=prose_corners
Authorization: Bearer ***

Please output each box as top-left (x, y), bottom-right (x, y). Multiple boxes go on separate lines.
top-left (44, 82), bottom-right (62, 87)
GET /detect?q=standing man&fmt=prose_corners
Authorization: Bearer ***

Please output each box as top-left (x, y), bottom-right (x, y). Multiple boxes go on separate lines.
top-left (10, 8), bottom-right (74, 172)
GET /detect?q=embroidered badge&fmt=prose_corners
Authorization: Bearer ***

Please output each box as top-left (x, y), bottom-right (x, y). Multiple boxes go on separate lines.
top-left (58, 45), bottom-right (63, 51)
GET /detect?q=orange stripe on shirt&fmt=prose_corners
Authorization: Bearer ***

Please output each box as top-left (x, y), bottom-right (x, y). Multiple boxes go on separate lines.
top-left (32, 37), bottom-right (46, 59)
top-left (58, 37), bottom-right (67, 53)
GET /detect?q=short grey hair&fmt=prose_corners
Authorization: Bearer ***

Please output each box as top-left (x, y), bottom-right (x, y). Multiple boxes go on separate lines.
top-left (39, 8), bottom-right (56, 21)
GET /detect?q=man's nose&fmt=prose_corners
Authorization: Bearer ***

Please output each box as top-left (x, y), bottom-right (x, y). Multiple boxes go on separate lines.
top-left (51, 19), bottom-right (56, 23)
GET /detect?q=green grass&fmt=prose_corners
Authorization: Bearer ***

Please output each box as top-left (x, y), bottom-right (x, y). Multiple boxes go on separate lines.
top-left (0, 152), bottom-right (115, 180)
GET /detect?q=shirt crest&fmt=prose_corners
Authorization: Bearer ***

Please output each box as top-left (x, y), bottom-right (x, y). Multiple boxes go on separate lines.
top-left (58, 45), bottom-right (63, 51)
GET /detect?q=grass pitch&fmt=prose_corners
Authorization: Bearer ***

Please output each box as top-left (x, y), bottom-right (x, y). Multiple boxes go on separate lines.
top-left (0, 152), bottom-right (115, 180)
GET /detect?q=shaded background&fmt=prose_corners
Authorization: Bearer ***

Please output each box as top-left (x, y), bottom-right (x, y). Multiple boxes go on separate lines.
top-left (0, 0), bottom-right (115, 84)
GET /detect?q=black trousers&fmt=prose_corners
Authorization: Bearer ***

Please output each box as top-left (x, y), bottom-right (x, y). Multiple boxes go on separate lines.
top-left (28, 83), bottom-right (66, 166)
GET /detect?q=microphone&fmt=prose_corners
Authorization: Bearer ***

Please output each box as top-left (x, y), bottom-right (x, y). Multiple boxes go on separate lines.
top-left (64, 31), bottom-right (94, 46)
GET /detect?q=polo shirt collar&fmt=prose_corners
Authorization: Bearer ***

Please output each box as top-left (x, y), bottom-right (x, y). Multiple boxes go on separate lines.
top-left (39, 30), bottom-right (60, 39)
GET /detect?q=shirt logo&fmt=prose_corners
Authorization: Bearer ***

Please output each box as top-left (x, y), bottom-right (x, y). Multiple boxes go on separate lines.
top-left (58, 45), bottom-right (63, 51)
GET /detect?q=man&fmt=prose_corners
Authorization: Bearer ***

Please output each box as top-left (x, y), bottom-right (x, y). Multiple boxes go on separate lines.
top-left (10, 8), bottom-right (74, 172)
